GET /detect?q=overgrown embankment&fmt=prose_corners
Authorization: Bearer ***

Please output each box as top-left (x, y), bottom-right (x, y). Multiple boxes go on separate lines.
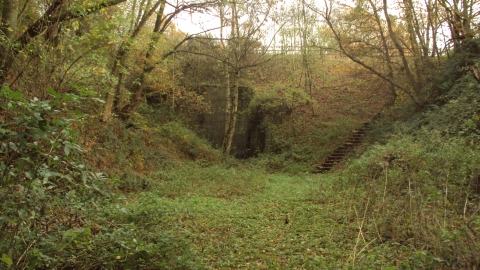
top-left (2, 39), bottom-right (479, 269)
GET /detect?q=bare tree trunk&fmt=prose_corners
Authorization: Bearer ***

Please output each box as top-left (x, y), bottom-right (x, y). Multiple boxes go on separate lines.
top-left (471, 65), bottom-right (480, 84)
top-left (219, 0), bottom-right (231, 153)
top-left (427, 0), bottom-right (440, 59)
top-left (462, 0), bottom-right (472, 38)
top-left (300, 0), bottom-right (314, 115)
top-left (117, 3), bottom-right (165, 121)
top-left (403, 0), bottom-right (433, 87)
top-left (224, 72), bottom-right (239, 156)
top-left (222, 0), bottom-right (240, 156)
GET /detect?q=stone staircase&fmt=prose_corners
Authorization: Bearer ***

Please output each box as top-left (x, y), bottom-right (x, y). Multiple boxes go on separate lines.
top-left (316, 122), bottom-right (370, 173)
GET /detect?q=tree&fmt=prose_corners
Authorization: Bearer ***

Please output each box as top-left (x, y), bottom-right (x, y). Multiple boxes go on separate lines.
top-left (102, 0), bottom-right (167, 122)
top-left (278, 0), bottom-right (319, 114)
top-left (219, 0), bottom-right (275, 156)
top-left (175, 0), bottom-right (278, 155)
top-left (102, 0), bottom-right (217, 122)
top-left (0, 0), bottom-right (127, 86)
top-left (439, 0), bottom-right (479, 52)
top-left (308, 0), bottom-right (452, 106)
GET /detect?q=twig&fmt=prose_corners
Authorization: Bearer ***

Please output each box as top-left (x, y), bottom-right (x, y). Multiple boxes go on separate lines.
top-left (352, 198), bottom-right (370, 267)
top-left (357, 238), bottom-right (377, 257)
top-left (443, 172), bottom-right (449, 229)
top-left (463, 191), bottom-right (469, 219)
top-left (16, 240), bottom-right (37, 266)
top-left (382, 162), bottom-right (388, 205)
top-left (372, 217), bottom-right (383, 243)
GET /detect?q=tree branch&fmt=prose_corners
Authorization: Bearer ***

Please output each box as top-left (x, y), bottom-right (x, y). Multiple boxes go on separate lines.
top-left (16, 0), bottom-right (127, 51)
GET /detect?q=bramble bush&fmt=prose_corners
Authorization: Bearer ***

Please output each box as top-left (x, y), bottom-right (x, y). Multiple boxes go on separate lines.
top-left (0, 87), bottom-right (196, 269)
top-left (0, 86), bottom-right (105, 268)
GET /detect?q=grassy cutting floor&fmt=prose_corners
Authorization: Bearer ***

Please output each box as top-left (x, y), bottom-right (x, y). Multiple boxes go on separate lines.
top-left (133, 168), bottom-right (413, 269)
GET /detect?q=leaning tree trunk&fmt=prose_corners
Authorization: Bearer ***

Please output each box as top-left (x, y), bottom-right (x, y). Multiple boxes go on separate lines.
top-left (383, 0), bottom-right (424, 105)
top-left (102, 0), bottom-right (164, 122)
top-left (116, 3), bottom-right (166, 121)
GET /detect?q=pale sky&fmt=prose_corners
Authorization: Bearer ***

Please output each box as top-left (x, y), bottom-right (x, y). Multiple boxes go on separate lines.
top-left (173, 11), bottom-right (220, 35)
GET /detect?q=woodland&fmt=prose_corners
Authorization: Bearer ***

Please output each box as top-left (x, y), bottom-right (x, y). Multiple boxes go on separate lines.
top-left (1, 0), bottom-right (480, 269)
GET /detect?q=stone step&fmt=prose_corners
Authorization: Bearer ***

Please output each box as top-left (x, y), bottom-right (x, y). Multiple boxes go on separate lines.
top-left (345, 141), bottom-right (361, 144)
top-left (329, 156), bottom-right (344, 160)
top-left (326, 160), bottom-right (343, 164)
top-left (345, 142), bottom-right (361, 146)
top-left (322, 161), bottom-right (338, 166)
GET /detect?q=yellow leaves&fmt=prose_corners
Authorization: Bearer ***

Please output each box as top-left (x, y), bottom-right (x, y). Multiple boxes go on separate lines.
top-left (91, 67), bottom-right (106, 73)
top-left (129, 149), bottom-right (145, 172)
top-left (72, 21), bottom-right (80, 31)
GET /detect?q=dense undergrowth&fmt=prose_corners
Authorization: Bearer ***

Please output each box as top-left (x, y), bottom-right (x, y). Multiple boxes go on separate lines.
top-left (0, 87), bottom-right (223, 269)
top-left (331, 43), bottom-right (480, 268)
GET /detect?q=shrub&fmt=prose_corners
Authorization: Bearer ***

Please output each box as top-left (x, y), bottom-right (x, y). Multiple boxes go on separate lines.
top-left (0, 87), bottom-right (197, 269)
top-left (338, 131), bottom-right (480, 268)
top-left (0, 87), bottom-right (106, 268)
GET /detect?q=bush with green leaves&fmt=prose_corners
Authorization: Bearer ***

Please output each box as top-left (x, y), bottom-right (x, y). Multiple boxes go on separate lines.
top-left (0, 87), bottom-right (196, 269)
top-left (0, 87), bottom-right (105, 268)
